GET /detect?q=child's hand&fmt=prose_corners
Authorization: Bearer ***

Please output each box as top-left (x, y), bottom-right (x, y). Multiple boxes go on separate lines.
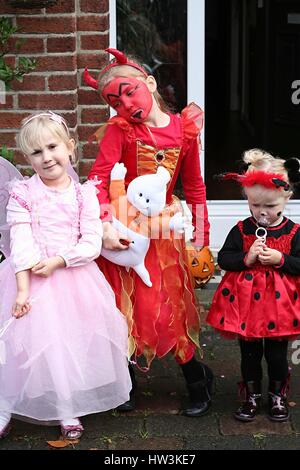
top-left (169, 212), bottom-right (189, 234)
top-left (12, 291), bottom-right (31, 318)
top-left (245, 239), bottom-right (266, 266)
top-left (258, 247), bottom-right (282, 266)
top-left (31, 256), bottom-right (66, 277)
top-left (102, 222), bottom-right (130, 250)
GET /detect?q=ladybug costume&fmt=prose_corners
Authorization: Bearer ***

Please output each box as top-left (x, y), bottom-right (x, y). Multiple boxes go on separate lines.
top-left (207, 163), bottom-right (300, 422)
top-left (207, 216), bottom-right (300, 339)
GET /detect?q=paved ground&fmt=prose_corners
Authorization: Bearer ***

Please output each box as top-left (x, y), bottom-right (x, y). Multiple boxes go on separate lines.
top-left (1, 288), bottom-right (300, 452)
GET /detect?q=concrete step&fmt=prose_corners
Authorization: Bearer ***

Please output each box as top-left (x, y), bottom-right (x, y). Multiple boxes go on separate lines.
top-left (195, 284), bottom-right (217, 308)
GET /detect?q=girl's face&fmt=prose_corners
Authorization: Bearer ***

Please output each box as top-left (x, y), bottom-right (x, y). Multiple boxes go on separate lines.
top-left (246, 185), bottom-right (289, 227)
top-left (102, 76), bottom-right (153, 122)
top-left (27, 128), bottom-right (74, 184)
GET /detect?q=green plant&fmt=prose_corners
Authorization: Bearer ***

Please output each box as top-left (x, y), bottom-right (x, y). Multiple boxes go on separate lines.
top-left (101, 435), bottom-right (113, 445)
top-left (0, 145), bottom-right (15, 164)
top-left (0, 17), bottom-right (36, 90)
top-left (139, 428), bottom-right (149, 439)
top-left (253, 433), bottom-right (266, 449)
top-left (141, 391), bottom-right (153, 397)
top-left (0, 145), bottom-right (35, 177)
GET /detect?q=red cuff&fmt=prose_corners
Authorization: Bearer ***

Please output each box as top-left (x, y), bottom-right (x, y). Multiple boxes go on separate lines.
top-left (100, 205), bottom-right (113, 222)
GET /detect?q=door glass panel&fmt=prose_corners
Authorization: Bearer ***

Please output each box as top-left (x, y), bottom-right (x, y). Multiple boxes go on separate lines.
top-left (205, 0), bottom-right (300, 200)
top-left (116, 0), bottom-right (187, 113)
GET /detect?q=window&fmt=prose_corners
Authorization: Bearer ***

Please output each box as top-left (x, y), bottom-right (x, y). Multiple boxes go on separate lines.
top-left (116, 0), bottom-right (187, 113)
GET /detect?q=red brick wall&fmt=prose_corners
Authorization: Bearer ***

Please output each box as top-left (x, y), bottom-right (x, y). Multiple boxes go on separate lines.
top-left (0, 0), bottom-right (110, 177)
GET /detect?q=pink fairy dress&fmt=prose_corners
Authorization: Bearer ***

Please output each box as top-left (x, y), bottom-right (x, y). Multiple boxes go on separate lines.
top-left (0, 174), bottom-right (131, 422)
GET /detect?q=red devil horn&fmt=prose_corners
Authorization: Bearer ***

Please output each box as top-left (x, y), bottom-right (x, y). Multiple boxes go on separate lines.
top-left (105, 48), bottom-right (127, 65)
top-left (83, 68), bottom-right (98, 90)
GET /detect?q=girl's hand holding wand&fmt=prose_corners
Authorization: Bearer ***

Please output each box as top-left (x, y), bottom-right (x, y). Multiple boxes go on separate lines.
top-left (12, 291), bottom-right (30, 319)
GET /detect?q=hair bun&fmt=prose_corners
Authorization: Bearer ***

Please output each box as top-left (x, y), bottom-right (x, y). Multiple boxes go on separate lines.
top-left (238, 161), bottom-right (250, 173)
top-left (284, 158), bottom-right (300, 184)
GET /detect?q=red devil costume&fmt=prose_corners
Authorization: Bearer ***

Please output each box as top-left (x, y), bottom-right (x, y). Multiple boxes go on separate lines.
top-left (85, 48), bottom-right (213, 417)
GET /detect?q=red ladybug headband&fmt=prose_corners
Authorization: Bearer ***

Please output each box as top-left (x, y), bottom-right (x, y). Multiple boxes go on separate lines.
top-left (218, 171), bottom-right (290, 191)
top-left (83, 48), bottom-right (148, 91)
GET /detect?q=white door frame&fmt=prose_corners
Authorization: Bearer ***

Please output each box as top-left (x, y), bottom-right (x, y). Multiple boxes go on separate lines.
top-left (109, 0), bottom-right (300, 252)
top-left (109, 0), bottom-right (117, 48)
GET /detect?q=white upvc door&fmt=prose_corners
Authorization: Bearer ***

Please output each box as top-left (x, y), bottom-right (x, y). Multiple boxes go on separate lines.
top-left (109, 0), bottom-right (117, 48)
top-left (109, 0), bottom-right (300, 253)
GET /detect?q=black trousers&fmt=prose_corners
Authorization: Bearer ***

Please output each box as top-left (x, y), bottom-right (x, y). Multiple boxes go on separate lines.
top-left (239, 338), bottom-right (289, 383)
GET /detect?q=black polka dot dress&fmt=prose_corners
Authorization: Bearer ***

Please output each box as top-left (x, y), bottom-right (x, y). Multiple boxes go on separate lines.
top-left (206, 217), bottom-right (300, 340)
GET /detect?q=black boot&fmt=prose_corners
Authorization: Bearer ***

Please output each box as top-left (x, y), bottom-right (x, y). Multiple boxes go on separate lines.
top-left (268, 378), bottom-right (290, 422)
top-left (182, 363), bottom-right (214, 417)
top-left (234, 381), bottom-right (262, 422)
top-left (117, 363), bottom-right (137, 412)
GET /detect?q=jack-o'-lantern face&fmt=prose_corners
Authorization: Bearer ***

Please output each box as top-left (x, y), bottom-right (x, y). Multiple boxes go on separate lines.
top-left (186, 246), bottom-right (215, 288)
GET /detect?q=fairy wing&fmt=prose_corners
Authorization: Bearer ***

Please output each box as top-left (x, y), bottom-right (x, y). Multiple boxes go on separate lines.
top-left (67, 162), bottom-right (79, 182)
top-left (0, 157), bottom-right (23, 260)
top-left (0, 160), bottom-right (78, 261)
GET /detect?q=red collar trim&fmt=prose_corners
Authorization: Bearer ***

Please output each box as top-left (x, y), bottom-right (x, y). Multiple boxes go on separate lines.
top-left (250, 216), bottom-right (288, 231)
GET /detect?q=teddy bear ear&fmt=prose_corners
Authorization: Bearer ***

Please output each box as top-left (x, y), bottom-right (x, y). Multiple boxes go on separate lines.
top-left (156, 166), bottom-right (170, 184)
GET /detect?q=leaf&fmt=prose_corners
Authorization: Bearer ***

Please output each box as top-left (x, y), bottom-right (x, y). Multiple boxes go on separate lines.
top-left (46, 438), bottom-right (79, 448)
top-left (0, 146), bottom-right (15, 164)
top-left (0, 18), bottom-right (37, 89)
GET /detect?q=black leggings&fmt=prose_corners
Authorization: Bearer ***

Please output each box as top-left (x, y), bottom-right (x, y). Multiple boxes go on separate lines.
top-left (239, 338), bottom-right (289, 382)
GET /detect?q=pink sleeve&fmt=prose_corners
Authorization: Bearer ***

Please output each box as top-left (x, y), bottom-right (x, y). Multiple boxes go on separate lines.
top-left (57, 183), bottom-right (103, 268)
top-left (6, 182), bottom-right (41, 273)
top-left (180, 138), bottom-right (210, 247)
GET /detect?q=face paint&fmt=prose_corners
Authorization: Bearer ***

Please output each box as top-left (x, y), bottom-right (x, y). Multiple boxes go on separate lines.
top-left (246, 186), bottom-right (287, 227)
top-left (102, 77), bottom-right (153, 122)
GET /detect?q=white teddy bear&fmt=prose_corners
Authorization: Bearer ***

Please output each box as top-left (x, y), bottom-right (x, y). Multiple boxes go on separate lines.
top-left (101, 163), bottom-right (189, 287)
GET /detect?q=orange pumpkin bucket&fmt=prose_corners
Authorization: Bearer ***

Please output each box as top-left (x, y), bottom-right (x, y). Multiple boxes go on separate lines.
top-left (186, 246), bottom-right (215, 288)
